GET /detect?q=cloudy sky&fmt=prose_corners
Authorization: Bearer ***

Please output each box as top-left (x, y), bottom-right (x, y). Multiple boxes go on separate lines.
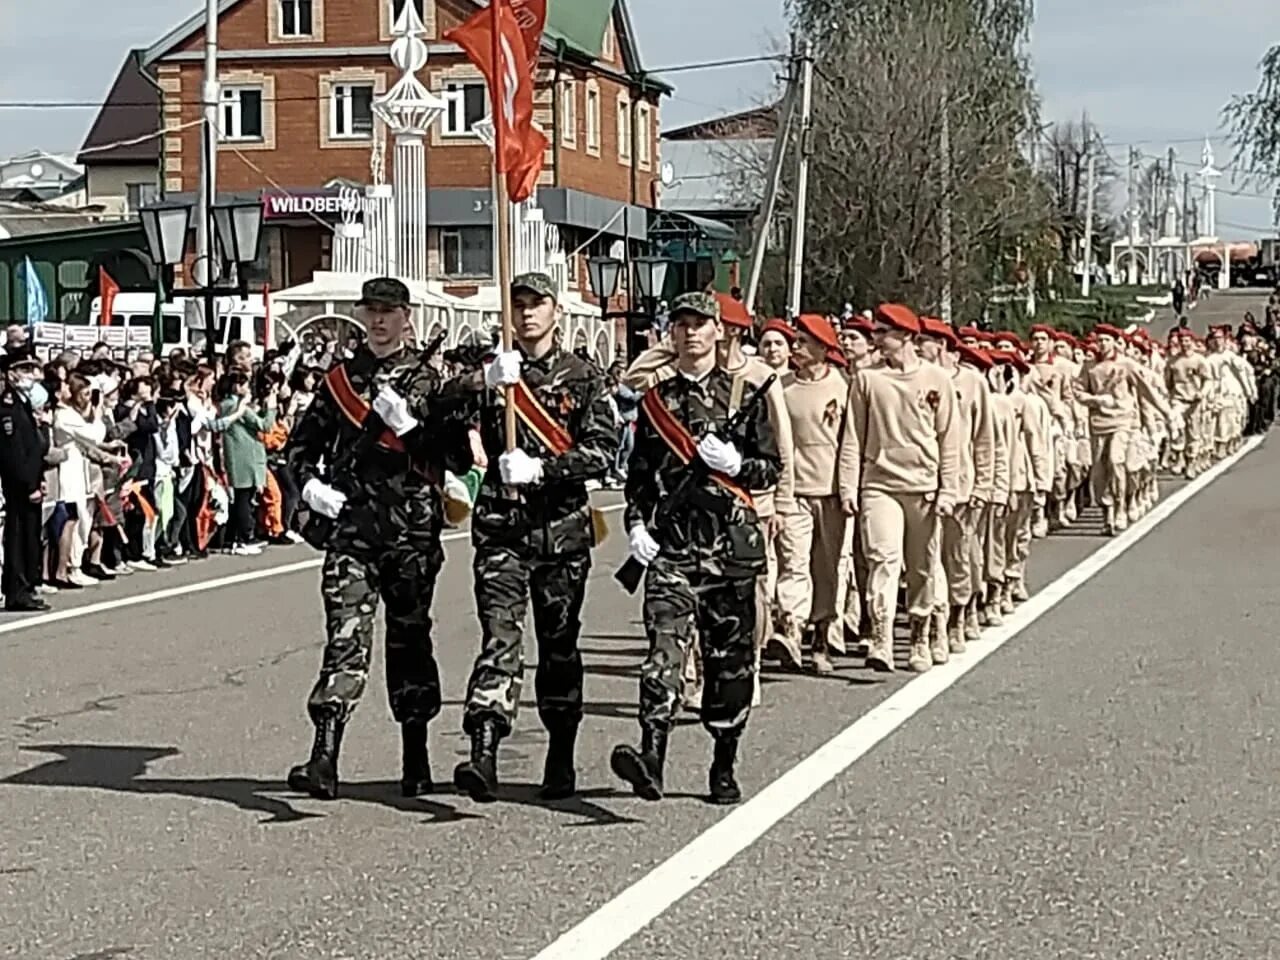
top-left (1, 0), bottom-right (1278, 235)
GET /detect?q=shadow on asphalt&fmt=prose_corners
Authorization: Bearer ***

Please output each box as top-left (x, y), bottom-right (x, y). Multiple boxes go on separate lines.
top-left (0, 743), bottom-right (644, 827)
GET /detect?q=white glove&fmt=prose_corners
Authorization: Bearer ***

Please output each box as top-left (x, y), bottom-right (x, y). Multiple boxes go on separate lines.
top-left (302, 478), bottom-right (347, 520)
top-left (498, 448), bottom-right (544, 486)
top-left (372, 384), bottom-right (418, 437)
top-left (628, 523), bottom-right (660, 565)
top-left (484, 350), bottom-right (522, 389)
top-left (696, 434), bottom-right (743, 477)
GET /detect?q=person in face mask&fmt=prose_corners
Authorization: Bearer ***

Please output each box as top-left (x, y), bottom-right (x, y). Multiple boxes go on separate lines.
top-left (0, 348), bottom-right (52, 611)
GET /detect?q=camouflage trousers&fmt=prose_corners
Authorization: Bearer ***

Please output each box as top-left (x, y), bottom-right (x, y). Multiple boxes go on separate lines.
top-left (463, 545), bottom-right (591, 736)
top-left (307, 547), bottom-right (444, 725)
top-left (640, 560), bottom-right (756, 736)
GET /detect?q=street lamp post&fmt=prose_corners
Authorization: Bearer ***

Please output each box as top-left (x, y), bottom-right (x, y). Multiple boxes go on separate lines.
top-left (139, 197), bottom-right (264, 360)
top-left (587, 254), bottom-right (669, 360)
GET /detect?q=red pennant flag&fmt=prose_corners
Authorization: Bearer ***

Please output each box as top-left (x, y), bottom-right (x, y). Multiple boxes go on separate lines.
top-left (99, 266), bottom-right (120, 327)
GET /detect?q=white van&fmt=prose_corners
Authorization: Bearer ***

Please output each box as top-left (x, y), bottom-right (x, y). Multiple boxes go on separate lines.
top-left (88, 292), bottom-right (270, 360)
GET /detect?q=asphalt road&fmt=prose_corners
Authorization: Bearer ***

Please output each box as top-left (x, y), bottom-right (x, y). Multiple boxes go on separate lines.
top-left (1, 290), bottom-right (1271, 960)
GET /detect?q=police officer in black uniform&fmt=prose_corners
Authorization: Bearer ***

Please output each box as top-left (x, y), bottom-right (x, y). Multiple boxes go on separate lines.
top-left (0, 348), bottom-right (50, 612)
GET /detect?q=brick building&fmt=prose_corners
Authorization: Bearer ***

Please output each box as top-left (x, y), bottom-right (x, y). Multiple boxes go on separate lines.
top-left (79, 0), bottom-right (667, 293)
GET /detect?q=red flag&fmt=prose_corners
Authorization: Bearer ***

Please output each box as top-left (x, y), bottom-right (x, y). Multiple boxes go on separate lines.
top-left (99, 266), bottom-right (119, 327)
top-left (445, 1), bottom-right (543, 176)
top-left (507, 127), bottom-right (548, 203)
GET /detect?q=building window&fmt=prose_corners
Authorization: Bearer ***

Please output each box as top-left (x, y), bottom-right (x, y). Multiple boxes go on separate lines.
top-left (560, 80), bottom-right (577, 148)
top-left (279, 0), bottom-right (313, 36)
top-left (392, 0), bottom-right (423, 18)
top-left (125, 182), bottom-right (157, 212)
top-left (219, 87), bottom-right (264, 141)
top-left (585, 83), bottom-right (600, 155)
top-left (637, 102), bottom-right (651, 166)
top-left (331, 83), bottom-right (374, 139)
top-left (442, 81), bottom-right (487, 137)
top-left (440, 226), bottom-right (493, 277)
top-left (617, 96), bottom-right (632, 161)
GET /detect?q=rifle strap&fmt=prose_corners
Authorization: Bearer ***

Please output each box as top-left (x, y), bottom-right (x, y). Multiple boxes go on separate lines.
top-left (640, 389), bottom-right (754, 508)
top-left (325, 364), bottom-right (406, 453)
top-left (512, 379), bottom-right (573, 455)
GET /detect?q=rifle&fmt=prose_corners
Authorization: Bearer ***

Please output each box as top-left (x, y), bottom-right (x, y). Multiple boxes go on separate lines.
top-left (614, 373), bottom-right (777, 595)
top-left (302, 332), bottom-right (448, 549)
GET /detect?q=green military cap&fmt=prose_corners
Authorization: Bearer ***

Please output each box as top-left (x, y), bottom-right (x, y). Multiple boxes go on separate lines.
top-left (511, 271), bottom-right (557, 301)
top-left (669, 291), bottom-right (720, 320)
top-left (356, 276), bottom-right (411, 308)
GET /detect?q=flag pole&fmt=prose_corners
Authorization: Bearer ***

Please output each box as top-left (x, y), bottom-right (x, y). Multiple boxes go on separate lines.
top-left (490, 0), bottom-right (516, 454)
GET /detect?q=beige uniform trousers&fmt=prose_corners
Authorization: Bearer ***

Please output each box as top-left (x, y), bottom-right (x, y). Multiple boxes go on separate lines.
top-left (754, 518), bottom-right (780, 651)
top-left (983, 502), bottom-right (1008, 587)
top-left (836, 520), bottom-right (871, 634)
top-left (776, 495), bottom-right (846, 627)
top-left (1089, 429), bottom-right (1131, 507)
top-left (941, 502), bottom-right (981, 608)
top-left (860, 489), bottom-right (940, 629)
top-left (1003, 492), bottom-right (1033, 583)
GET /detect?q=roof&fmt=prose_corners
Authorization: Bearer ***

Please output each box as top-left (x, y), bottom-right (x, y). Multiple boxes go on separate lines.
top-left (0, 202), bottom-right (113, 239)
top-left (663, 104), bottom-right (780, 141)
top-left (77, 50), bottom-right (161, 165)
top-left (658, 139), bottom-right (770, 214)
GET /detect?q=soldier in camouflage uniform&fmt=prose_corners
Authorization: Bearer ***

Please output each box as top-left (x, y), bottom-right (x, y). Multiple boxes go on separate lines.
top-left (283, 277), bottom-right (470, 800)
top-left (1242, 328), bottom-right (1277, 435)
top-left (610, 292), bottom-right (782, 805)
top-left (452, 272), bottom-right (618, 803)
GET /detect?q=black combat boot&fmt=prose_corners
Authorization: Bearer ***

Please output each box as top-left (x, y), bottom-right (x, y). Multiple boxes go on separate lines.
top-left (400, 721), bottom-right (433, 797)
top-left (708, 732), bottom-right (743, 805)
top-left (539, 721), bottom-right (579, 800)
top-left (453, 719), bottom-right (501, 803)
top-left (286, 714), bottom-right (344, 800)
top-left (610, 727), bottom-right (668, 801)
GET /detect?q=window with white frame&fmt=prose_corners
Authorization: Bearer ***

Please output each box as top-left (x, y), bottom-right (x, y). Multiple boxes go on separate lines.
top-left (561, 80), bottom-right (577, 147)
top-left (585, 85), bottom-right (600, 152)
top-left (440, 226), bottom-right (493, 277)
top-left (279, 0), bottom-right (313, 36)
top-left (617, 96), bottom-right (632, 161)
top-left (637, 102), bottom-right (651, 165)
top-left (219, 87), bottom-right (264, 141)
top-left (442, 81), bottom-right (487, 137)
top-left (125, 182), bottom-right (158, 213)
top-left (331, 83), bottom-right (374, 139)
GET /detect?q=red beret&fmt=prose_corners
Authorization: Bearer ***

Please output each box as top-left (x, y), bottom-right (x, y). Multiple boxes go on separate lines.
top-left (1052, 330), bottom-right (1076, 345)
top-left (1029, 324), bottom-right (1056, 337)
top-left (1093, 323), bottom-right (1125, 339)
top-left (715, 293), bottom-right (752, 329)
top-left (992, 330), bottom-right (1022, 349)
top-left (796, 313), bottom-right (840, 351)
top-left (826, 347), bottom-right (848, 368)
top-left (760, 318), bottom-right (795, 341)
top-left (919, 316), bottom-right (959, 347)
top-left (842, 316), bottom-right (874, 334)
top-left (957, 325), bottom-right (982, 339)
top-left (957, 344), bottom-right (993, 370)
top-left (873, 303), bottom-right (921, 335)
top-left (989, 349), bottom-right (1029, 374)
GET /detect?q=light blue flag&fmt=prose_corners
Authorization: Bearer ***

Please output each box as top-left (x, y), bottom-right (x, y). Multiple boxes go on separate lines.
top-left (22, 256), bottom-right (49, 325)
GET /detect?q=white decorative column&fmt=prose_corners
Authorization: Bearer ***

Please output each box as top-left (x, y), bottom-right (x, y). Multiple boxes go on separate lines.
top-left (373, 1), bottom-right (444, 284)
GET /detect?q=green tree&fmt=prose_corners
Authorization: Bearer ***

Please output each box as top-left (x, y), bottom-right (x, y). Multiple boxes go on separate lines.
top-left (1224, 45), bottom-right (1280, 222)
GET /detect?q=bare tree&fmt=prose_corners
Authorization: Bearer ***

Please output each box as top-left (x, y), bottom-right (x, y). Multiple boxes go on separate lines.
top-left (1038, 119), bottom-right (1117, 281)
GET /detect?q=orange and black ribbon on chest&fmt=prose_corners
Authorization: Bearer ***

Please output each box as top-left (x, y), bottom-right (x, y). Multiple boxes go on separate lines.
top-left (640, 389), bottom-right (754, 507)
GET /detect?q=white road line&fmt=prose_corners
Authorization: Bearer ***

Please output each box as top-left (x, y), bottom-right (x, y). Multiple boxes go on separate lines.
top-left (528, 436), bottom-right (1264, 960)
top-left (0, 502), bottom-right (627, 636)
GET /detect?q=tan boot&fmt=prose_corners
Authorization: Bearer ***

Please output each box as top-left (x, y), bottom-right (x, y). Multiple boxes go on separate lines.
top-left (930, 608), bottom-right (949, 665)
top-left (826, 617), bottom-right (847, 656)
top-left (984, 587), bottom-right (1004, 626)
top-left (908, 616), bottom-right (932, 673)
top-left (810, 621), bottom-right (834, 675)
top-left (948, 605), bottom-right (967, 654)
top-left (965, 600), bottom-right (982, 640)
top-left (1012, 578), bottom-right (1029, 602)
top-left (999, 582), bottom-right (1016, 615)
top-left (865, 618), bottom-right (894, 672)
top-left (767, 613), bottom-right (805, 671)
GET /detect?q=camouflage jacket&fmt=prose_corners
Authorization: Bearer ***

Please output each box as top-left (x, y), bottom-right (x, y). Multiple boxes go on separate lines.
top-left (1245, 343), bottom-right (1277, 380)
top-left (625, 367), bottom-right (781, 579)
top-left (468, 343), bottom-right (617, 555)
top-left (284, 345), bottom-right (471, 557)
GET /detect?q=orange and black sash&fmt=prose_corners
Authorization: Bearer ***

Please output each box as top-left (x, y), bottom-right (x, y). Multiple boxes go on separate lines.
top-left (512, 380), bottom-right (573, 455)
top-left (640, 389), bottom-right (754, 507)
top-left (324, 364), bottom-right (406, 452)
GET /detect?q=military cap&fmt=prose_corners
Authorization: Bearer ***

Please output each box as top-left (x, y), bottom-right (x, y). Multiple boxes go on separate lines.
top-left (0, 347), bottom-right (39, 372)
top-left (919, 316), bottom-right (959, 347)
top-left (991, 330), bottom-right (1022, 350)
top-left (795, 313), bottom-right (840, 351)
top-left (1029, 324), bottom-right (1056, 337)
top-left (873, 303), bottom-right (921, 335)
top-left (957, 344), bottom-right (993, 370)
top-left (760, 318), bottom-right (795, 341)
top-left (356, 276), bottom-right (411, 308)
top-left (1093, 323), bottom-right (1125, 339)
top-left (715, 292), bottom-right (751, 328)
top-left (512, 271), bottom-right (558, 301)
top-left (669, 291), bottom-right (720, 320)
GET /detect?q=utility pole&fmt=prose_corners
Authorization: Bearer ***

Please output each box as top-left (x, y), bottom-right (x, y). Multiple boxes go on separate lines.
top-left (1125, 146), bottom-right (1137, 283)
top-left (785, 37), bottom-right (814, 319)
top-left (743, 37), bottom-right (799, 316)
top-left (1081, 139), bottom-right (1096, 297)
top-left (939, 96), bottom-right (953, 324)
top-left (196, 0), bottom-right (219, 297)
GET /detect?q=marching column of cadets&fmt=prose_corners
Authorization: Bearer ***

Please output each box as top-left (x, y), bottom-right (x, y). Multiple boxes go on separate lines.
top-left (276, 276), bottom-right (1273, 809)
